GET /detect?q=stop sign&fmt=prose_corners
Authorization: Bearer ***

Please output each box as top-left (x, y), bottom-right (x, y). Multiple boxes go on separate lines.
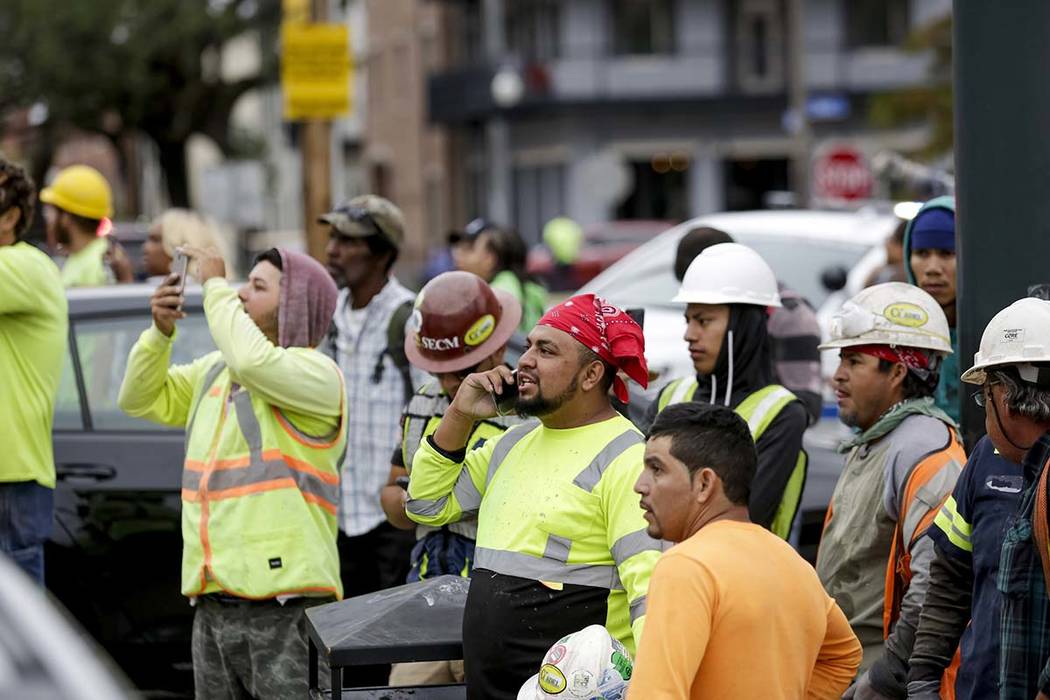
top-left (813, 146), bottom-right (873, 202)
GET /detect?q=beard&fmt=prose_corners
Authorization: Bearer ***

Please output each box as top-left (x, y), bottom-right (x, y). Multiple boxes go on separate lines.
top-left (515, 375), bottom-right (578, 417)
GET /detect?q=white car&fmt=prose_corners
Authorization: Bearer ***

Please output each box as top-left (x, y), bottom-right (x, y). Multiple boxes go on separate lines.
top-left (581, 208), bottom-right (897, 398)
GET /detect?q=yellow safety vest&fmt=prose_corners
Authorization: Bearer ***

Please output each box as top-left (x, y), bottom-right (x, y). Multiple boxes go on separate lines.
top-left (180, 360), bottom-right (347, 600)
top-left (657, 380), bottom-right (807, 540)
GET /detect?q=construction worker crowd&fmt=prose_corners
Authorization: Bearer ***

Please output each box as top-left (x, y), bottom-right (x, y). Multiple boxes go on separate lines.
top-left (5, 155), bottom-right (1050, 700)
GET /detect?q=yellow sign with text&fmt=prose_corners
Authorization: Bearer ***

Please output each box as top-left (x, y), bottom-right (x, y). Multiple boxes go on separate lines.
top-left (281, 23), bottom-right (352, 120)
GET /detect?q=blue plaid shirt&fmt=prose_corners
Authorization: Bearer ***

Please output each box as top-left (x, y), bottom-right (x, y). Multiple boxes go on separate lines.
top-left (998, 431), bottom-right (1050, 699)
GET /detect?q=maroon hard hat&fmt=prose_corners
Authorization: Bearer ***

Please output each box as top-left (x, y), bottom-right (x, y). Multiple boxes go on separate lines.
top-left (405, 271), bottom-right (522, 373)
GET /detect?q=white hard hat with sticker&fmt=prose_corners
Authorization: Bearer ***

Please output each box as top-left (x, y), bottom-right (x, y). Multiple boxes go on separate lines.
top-left (961, 297), bottom-right (1050, 385)
top-left (517, 624), bottom-right (633, 700)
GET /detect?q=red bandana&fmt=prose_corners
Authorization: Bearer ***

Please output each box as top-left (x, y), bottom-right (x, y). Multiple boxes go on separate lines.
top-left (851, 344), bottom-right (930, 371)
top-left (538, 294), bottom-right (648, 403)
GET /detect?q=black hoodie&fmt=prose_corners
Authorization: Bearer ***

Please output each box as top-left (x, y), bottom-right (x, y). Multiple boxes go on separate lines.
top-left (641, 305), bottom-right (809, 530)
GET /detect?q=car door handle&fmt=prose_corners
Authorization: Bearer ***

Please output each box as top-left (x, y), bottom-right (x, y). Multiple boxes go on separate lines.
top-left (57, 463), bottom-right (117, 482)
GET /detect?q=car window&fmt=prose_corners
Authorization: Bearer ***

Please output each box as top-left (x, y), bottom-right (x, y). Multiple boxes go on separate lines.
top-left (73, 314), bottom-right (216, 431)
top-left (53, 345), bottom-right (83, 430)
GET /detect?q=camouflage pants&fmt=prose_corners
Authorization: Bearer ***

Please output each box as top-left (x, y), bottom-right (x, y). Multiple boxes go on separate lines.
top-left (192, 596), bottom-right (332, 700)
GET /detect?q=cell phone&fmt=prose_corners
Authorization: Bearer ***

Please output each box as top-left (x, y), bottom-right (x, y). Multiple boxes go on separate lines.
top-left (492, 370), bottom-right (520, 417)
top-left (626, 307), bottom-right (645, 330)
top-left (172, 250), bottom-right (189, 296)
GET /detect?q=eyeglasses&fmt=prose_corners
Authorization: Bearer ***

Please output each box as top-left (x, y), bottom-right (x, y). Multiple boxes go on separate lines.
top-left (331, 205), bottom-right (383, 238)
top-left (972, 383), bottom-right (999, 408)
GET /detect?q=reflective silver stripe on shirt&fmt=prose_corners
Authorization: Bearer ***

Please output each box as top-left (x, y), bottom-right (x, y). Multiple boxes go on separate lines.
top-left (611, 528), bottom-right (664, 565)
top-left (573, 430), bottom-right (644, 492)
top-left (485, 423), bottom-right (539, 488)
top-left (668, 378), bottom-right (697, 406)
top-left (629, 595), bottom-right (647, 624)
top-left (474, 547), bottom-right (622, 590)
top-left (543, 534), bottom-right (573, 563)
top-left (406, 469), bottom-right (483, 518)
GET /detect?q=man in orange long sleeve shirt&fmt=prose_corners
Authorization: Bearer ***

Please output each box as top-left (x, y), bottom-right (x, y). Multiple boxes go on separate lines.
top-left (630, 402), bottom-right (861, 699)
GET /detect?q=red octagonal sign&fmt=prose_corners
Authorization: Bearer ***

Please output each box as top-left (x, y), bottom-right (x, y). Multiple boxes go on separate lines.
top-left (813, 146), bottom-right (873, 202)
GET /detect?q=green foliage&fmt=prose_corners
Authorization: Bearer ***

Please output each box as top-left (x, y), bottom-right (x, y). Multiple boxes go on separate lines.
top-left (0, 0), bottom-right (281, 203)
top-left (869, 15), bottom-right (953, 158)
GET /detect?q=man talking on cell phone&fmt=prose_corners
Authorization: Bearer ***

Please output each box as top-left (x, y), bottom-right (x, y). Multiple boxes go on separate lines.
top-left (118, 246), bottom-right (347, 698)
top-left (406, 293), bottom-right (663, 699)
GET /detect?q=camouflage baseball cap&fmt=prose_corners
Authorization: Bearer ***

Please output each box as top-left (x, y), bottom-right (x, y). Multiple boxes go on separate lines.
top-left (319, 194), bottom-right (404, 249)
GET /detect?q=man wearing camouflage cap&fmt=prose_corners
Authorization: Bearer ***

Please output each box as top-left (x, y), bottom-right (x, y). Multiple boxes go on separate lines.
top-left (321, 194), bottom-right (428, 684)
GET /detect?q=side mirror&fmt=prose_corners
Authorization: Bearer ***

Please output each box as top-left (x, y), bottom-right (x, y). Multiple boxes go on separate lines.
top-left (821, 266), bottom-right (849, 293)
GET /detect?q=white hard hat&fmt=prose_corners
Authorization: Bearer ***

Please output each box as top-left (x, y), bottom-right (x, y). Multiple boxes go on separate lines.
top-left (517, 624), bottom-right (633, 700)
top-left (819, 282), bottom-right (952, 354)
top-left (961, 297), bottom-right (1050, 385)
top-left (672, 242), bottom-right (782, 307)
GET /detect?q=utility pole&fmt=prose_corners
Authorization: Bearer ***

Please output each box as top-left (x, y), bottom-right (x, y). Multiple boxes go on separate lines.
top-left (302, 0), bottom-right (332, 261)
top-left (786, 0), bottom-right (811, 207)
top-left (955, 1), bottom-right (1050, 446)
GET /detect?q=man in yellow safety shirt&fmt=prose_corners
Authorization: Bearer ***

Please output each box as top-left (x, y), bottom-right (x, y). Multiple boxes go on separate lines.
top-left (118, 245), bottom-right (346, 699)
top-left (0, 158), bottom-right (67, 585)
top-left (407, 293), bottom-right (663, 699)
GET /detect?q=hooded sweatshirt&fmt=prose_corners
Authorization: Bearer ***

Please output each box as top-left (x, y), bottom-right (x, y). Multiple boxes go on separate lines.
top-left (641, 305), bottom-right (809, 529)
top-left (903, 196), bottom-right (959, 423)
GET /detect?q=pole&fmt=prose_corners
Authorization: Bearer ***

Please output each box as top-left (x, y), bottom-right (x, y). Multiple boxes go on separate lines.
top-left (302, 0), bottom-right (332, 261)
top-left (786, 0), bottom-right (811, 206)
top-left (954, 0), bottom-right (1050, 447)
top-left (482, 0), bottom-right (512, 223)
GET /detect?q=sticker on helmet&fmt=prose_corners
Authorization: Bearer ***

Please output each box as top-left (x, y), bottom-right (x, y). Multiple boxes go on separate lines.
top-left (1002, 328), bottom-right (1025, 343)
top-left (570, 669), bottom-right (595, 693)
top-left (546, 644), bottom-right (568, 665)
top-left (610, 650), bottom-right (633, 680)
top-left (464, 314), bottom-right (496, 346)
top-left (538, 664), bottom-right (567, 694)
top-left (409, 309), bottom-right (423, 333)
top-left (883, 302), bottom-right (928, 328)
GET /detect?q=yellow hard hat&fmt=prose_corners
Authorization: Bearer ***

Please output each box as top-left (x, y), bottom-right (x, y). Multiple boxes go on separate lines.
top-left (40, 165), bottom-right (114, 219)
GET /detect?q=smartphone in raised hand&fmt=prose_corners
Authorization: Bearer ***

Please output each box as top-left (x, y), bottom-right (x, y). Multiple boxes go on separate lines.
top-left (172, 250), bottom-right (189, 297)
top-left (491, 370), bottom-right (520, 417)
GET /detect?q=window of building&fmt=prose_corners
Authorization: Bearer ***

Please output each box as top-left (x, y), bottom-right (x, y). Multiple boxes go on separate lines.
top-left (846, 0), bottom-right (911, 48)
top-left (732, 0), bottom-right (785, 94)
top-left (506, 0), bottom-right (561, 62)
top-left (615, 157), bottom-right (689, 221)
top-left (611, 0), bottom-right (676, 56)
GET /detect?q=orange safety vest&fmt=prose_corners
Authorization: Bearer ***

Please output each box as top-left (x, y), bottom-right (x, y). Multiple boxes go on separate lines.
top-left (821, 428), bottom-right (965, 700)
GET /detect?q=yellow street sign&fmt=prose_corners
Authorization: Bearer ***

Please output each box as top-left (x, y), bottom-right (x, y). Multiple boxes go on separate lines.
top-left (281, 23), bottom-right (352, 120)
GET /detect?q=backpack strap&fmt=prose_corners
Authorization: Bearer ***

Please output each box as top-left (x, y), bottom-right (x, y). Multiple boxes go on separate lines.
top-left (371, 299), bottom-right (416, 405)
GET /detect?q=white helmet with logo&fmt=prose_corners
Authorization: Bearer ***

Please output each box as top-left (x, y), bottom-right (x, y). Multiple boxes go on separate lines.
top-left (517, 625), bottom-right (633, 700)
top-left (818, 282), bottom-right (952, 354)
top-left (961, 297), bottom-right (1050, 386)
top-left (672, 242), bottom-right (782, 307)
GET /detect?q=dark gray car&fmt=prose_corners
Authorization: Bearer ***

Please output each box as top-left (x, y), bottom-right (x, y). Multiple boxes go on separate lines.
top-left (47, 284), bottom-right (214, 696)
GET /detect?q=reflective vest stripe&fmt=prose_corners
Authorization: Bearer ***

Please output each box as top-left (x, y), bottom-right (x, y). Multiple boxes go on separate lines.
top-left (656, 378), bottom-right (699, 412)
top-left (738, 385), bottom-right (796, 436)
top-left (406, 467), bottom-right (484, 518)
top-left (186, 360), bottom-right (228, 442)
top-left (474, 546), bottom-right (622, 590)
top-left (629, 595), bottom-right (647, 624)
top-left (543, 534), bottom-right (573, 562)
top-left (934, 496), bottom-right (973, 553)
top-left (573, 430), bottom-right (644, 492)
top-left (611, 528), bottom-right (665, 565)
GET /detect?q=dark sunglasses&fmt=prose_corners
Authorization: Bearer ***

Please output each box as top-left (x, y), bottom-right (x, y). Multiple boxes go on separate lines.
top-left (331, 205), bottom-right (382, 238)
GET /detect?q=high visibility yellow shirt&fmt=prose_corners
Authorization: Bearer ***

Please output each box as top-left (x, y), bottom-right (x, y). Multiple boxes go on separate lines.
top-left (61, 237), bottom-right (110, 288)
top-left (119, 279), bottom-right (347, 599)
top-left (0, 242), bottom-right (67, 487)
top-left (408, 413), bottom-right (662, 651)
